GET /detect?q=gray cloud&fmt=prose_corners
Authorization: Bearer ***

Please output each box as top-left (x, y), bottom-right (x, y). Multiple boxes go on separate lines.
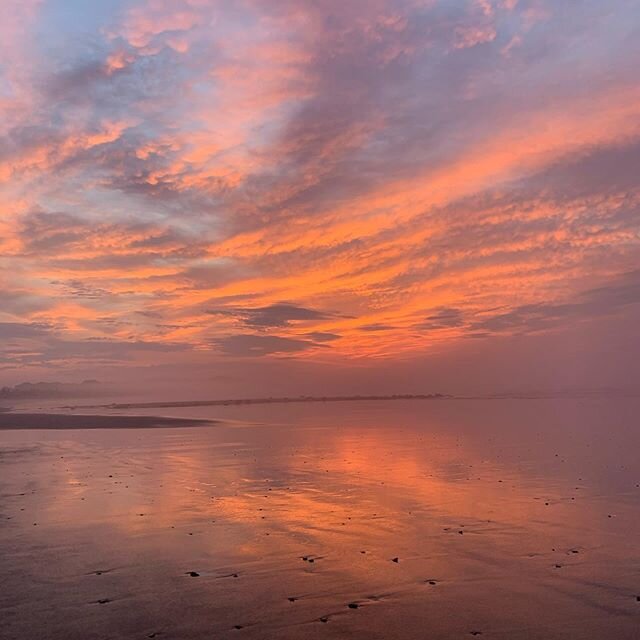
top-left (359, 323), bottom-right (396, 332)
top-left (19, 211), bottom-right (90, 253)
top-left (304, 331), bottom-right (341, 342)
top-left (49, 279), bottom-right (111, 299)
top-left (0, 322), bottom-right (51, 339)
top-left (526, 140), bottom-right (640, 197)
top-left (18, 210), bottom-right (207, 274)
top-left (474, 270), bottom-right (640, 334)
top-left (0, 334), bottom-right (188, 369)
top-left (213, 334), bottom-right (324, 357)
top-left (0, 289), bottom-right (53, 315)
top-left (208, 303), bottom-right (330, 329)
top-left (418, 307), bottom-right (465, 330)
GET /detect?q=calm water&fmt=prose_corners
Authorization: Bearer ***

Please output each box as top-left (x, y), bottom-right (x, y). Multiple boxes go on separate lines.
top-left (0, 399), bottom-right (639, 639)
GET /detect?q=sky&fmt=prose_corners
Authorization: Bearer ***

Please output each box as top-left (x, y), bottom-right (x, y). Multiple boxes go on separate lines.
top-left (1, 0), bottom-right (639, 398)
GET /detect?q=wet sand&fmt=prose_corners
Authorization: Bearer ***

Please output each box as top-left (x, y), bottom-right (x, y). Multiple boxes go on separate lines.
top-left (0, 399), bottom-right (638, 639)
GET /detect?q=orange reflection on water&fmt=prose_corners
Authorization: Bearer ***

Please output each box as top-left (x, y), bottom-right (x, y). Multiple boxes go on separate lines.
top-left (2, 400), bottom-right (639, 639)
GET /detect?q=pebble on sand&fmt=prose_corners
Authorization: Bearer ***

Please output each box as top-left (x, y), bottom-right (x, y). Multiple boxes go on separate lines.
top-left (186, 571), bottom-right (200, 577)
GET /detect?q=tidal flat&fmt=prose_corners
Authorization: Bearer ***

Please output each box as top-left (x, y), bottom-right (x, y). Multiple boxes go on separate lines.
top-left (1, 399), bottom-right (639, 639)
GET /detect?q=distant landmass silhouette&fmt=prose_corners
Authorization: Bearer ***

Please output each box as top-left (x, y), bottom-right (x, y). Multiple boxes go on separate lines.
top-left (66, 393), bottom-right (451, 410)
top-left (0, 380), bottom-right (104, 400)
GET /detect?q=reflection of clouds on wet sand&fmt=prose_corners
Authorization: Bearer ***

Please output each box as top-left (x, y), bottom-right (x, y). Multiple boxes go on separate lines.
top-left (0, 400), bottom-right (639, 639)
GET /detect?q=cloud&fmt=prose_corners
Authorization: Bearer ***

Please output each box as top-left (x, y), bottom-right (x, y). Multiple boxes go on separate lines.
top-left (304, 332), bottom-right (341, 342)
top-left (48, 280), bottom-right (111, 300)
top-left (0, 322), bottom-right (50, 339)
top-left (359, 323), bottom-right (396, 332)
top-left (525, 139), bottom-right (640, 197)
top-left (213, 334), bottom-right (324, 357)
top-left (473, 270), bottom-right (640, 334)
top-left (19, 211), bottom-right (91, 253)
top-left (208, 303), bottom-right (331, 329)
top-left (0, 288), bottom-right (53, 315)
top-left (418, 308), bottom-right (465, 330)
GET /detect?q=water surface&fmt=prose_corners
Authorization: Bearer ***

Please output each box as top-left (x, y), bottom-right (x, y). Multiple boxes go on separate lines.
top-left (1, 399), bottom-right (639, 639)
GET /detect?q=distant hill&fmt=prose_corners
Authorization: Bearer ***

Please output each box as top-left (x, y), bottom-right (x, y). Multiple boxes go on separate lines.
top-left (0, 380), bottom-right (105, 400)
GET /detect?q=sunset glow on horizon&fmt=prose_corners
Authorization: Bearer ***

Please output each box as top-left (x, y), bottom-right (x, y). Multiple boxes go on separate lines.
top-left (2, 0), bottom-right (639, 396)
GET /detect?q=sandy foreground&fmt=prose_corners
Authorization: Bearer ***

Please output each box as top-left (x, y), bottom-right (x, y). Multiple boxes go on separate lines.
top-left (0, 399), bottom-right (638, 639)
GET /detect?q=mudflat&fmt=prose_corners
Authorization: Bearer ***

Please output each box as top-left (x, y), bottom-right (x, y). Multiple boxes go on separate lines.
top-left (0, 399), bottom-right (638, 639)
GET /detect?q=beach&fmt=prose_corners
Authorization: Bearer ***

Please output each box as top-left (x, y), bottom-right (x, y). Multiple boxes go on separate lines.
top-left (0, 399), bottom-right (639, 639)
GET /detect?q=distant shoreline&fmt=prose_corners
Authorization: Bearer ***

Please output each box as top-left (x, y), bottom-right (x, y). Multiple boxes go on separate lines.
top-left (63, 393), bottom-right (451, 411)
top-left (56, 390), bottom-right (640, 412)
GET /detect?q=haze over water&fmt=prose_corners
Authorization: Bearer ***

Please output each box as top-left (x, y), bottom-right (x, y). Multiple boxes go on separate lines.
top-left (1, 399), bottom-right (639, 639)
